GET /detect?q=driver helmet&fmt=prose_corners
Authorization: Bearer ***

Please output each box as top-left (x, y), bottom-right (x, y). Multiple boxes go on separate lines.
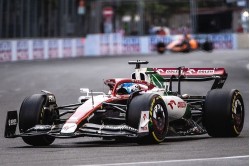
top-left (120, 83), bottom-right (140, 94)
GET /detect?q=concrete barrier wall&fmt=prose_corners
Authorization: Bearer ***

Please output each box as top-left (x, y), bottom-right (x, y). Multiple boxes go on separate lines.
top-left (84, 33), bottom-right (238, 56)
top-left (0, 38), bottom-right (85, 62)
top-left (0, 33), bottom-right (247, 63)
top-left (237, 33), bottom-right (249, 49)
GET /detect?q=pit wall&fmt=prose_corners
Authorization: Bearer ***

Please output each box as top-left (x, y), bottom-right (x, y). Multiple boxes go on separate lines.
top-left (0, 33), bottom-right (247, 62)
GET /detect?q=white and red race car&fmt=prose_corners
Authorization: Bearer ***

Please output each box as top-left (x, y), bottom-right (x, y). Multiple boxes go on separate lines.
top-left (5, 60), bottom-right (244, 146)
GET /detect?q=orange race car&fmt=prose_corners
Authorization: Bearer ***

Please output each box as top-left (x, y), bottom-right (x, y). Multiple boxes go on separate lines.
top-left (156, 34), bottom-right (213, 54)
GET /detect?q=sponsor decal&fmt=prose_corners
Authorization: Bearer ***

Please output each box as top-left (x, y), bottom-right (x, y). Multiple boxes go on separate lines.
top-left (132, 79), bottom-right (145, 84)
top-left (154, 68), bottom-right (165, 74)
top-left (48, 95), bottom-right (56, 103)
top-left (177, 102), bottom-right (186, 108)
top-left (100, 34), bottom-right (110, 55)
top-left (76, 39), bottom-right (85, 57)
top-left (186, 69), bottom-right (196, 74)
top-left (138, 111), bottom-right (149, 133)
top-left (165, 70), bottom-right (179, 74)
top-left (112, 34), bottom-right (122, 54)
top-left (212, 34), bottom-right (233, 49)
top-left (100, 125), bottom-right (138, 132)
top-left (63, 39), bottom-right (72, 58)
top-left (150, 36), bottom-right (172, 45)
top-left (154, 68), bottom-right (218, 76)
top-left (8, 119), bottom-right (17, 126)
top-left (119, 112), bottom-right (126, 117)
top-left (48, 40), bottom-right (59, 59)
top-left (63, 125), bottom-right (75, 131)
top-left (197, 70), bottom-right (215, 74)
top-left (0, 41), bottom-right (12, 62)
top-left (123, 37), bottom-right (140, 53)
top-left (33, 40), bottom-right (44, 59)
top-left (168, 100), bottom-right (176, 110)
top-left (61, 123), bottom-right (77, 133)
top-left (17, 40), bottom-right (29, 60)
top-left (32, 125), bottom-right (51, 130)
top-left (153, 68), bottom-right (184, 75)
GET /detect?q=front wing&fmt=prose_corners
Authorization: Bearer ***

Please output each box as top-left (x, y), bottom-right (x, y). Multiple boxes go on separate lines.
top-left (4, 110), bottom-right (140, 139)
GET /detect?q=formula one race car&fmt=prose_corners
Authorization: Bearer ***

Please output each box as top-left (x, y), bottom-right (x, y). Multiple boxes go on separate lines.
top-left (5, 60), bottom-right (244, 146)
top-left (156, 34), bottom-right (213, 54)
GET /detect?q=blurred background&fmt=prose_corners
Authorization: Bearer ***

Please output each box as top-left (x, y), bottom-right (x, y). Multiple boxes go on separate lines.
top-left (0, 0), bottom-right (248, 62)
top-left (0, 0), bottom-right (248, 38)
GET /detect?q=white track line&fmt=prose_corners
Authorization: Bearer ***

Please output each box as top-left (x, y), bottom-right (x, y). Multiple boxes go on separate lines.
top-left (76, 155), bottom-right (249, 166)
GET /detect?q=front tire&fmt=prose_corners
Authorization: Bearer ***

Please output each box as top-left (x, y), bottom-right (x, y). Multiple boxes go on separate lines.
top-left (19, 94), bottom-right (55, 146)
top-left (203, 89), bottom-right (244, 137)
top-left (127, 93), bottom-right (168, 144)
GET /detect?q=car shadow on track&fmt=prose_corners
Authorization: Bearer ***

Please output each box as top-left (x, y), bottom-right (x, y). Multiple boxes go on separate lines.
top-left (10, 135), bottom-right (210, 149)
top-left (164, 135), bottom-right (210, 142)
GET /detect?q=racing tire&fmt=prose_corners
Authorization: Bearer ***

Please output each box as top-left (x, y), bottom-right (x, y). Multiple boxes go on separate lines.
top-left (127, 93), bottom-right (168, 144)
top-left (202, 41), bottom-right (213, 52)
top-left (203, 89), bottom-right (244, 137)
top-left (19, 94), bottom-right (55, 146)
top-left (156, 42), bottom-right (166, 54)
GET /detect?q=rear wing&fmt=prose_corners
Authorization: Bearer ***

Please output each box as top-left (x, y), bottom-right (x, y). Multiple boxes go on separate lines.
top-left (128, 60), bottom-right (228, 91)
top-left (150, 67), bottom-right (228, 89)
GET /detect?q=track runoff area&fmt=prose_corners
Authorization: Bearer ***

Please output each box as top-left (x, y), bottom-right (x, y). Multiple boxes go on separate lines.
top-left (0, 50), bottom-right (248, 166)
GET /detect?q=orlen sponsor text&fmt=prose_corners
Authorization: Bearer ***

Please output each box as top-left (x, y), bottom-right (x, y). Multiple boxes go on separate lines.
top-left (154, 68), bottom-right (184, 75)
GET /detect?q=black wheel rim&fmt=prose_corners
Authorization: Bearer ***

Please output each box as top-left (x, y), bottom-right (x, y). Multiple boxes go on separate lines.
top-left (232, 99), bottom-right (243, 132)
top-left (152, 104), bottom-right (166, 135)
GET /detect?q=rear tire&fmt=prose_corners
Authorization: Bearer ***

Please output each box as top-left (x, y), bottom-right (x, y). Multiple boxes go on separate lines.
top-left (203, 89), bottom-right (244, 137)
top-left (19, 94), bottom-right (55, 146)
top-left (202, 41), bottom-right (213, 52)
top-left (127, 93), bottom-right (168, 144)
top-left (156, 42), bottom-right (166, 54)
